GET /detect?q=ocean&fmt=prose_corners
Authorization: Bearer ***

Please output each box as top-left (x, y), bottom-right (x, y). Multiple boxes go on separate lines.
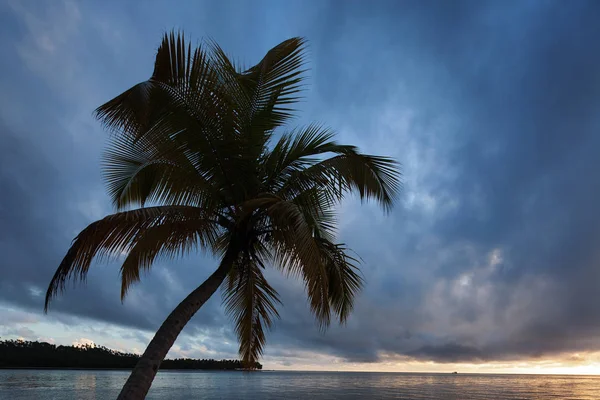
top-left (0, 370), bottom-right (599, 399)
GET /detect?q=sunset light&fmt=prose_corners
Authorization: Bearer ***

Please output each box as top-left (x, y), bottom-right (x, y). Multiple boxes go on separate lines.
top-left (2, 0), bottom-right (600, 398)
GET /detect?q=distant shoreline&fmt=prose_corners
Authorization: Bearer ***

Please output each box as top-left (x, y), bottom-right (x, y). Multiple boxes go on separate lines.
top-left (0, 367), bottom-right (262, 372)
top-left (0, 340), bottom-right (262, 371)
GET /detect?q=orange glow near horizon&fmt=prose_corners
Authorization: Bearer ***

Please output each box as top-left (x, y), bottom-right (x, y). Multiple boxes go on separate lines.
top-left (267, 351), bottom-right (600, 375)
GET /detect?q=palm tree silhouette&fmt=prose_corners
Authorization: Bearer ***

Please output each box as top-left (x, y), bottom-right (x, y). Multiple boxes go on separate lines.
top-left (45, 32), bottom-right (401, 399)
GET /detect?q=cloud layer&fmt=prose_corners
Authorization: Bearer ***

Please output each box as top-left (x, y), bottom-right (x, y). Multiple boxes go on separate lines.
top-left (2, 0), bottom-right (600, 368)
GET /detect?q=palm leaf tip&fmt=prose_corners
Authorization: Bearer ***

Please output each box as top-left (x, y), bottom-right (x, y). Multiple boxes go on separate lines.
top-left (223, 260), bottom-right (281, 366)
top-left (324, 243), bottom-right (363, 324)
top-left (44, 245), bottom-right (85, 312)
top-left (269, 127), bottom-right (402, 213)
top-left (334, 153), bottom-right (401, 212)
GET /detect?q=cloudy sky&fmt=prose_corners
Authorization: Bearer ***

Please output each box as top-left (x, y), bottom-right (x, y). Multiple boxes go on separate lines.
top-left (2, 0), bottom-right (600, 374)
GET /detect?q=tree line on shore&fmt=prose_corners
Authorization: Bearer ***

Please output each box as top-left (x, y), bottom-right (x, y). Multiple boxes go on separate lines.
top-left (0, 339), bottom-right (262, 370)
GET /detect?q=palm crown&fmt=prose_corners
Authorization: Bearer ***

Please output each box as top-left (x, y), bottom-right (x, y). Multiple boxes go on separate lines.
top-left (45, 33), bottom-right (400, 366)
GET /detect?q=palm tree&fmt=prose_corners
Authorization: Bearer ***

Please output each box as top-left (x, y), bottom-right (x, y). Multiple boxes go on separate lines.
top-left (44, 32), bottom-right (401, 399)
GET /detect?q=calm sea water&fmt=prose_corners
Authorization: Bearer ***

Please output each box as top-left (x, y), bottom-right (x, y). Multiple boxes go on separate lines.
top-left (0, 370), bottom-right (599, 399)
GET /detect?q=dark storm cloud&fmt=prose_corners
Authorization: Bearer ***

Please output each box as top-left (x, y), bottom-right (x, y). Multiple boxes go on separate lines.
top-left (0, 1), bottom-right (233, 337)
top-left (2, 0), bottom-right (600, 366)
top-left (263, 0), bottom-right (600, 363)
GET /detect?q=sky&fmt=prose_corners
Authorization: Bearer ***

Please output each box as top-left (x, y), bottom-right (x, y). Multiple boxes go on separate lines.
top-left (2, 0), bottom-right (600, 374)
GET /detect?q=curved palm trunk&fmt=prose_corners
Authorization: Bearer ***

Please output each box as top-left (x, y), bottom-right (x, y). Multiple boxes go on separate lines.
top-left (117, 255), bottom-right (235, 399)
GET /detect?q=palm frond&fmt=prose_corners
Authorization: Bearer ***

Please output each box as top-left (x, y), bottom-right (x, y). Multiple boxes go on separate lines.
top-left (291, 186), bottom-right (337, 243)
top-left (263, 124), bottom-right (340, 189)
top-left (224, 256), bottom-right (280, 366)
top-left (102, 128), bottom-right (219, 209)
top-left (280, 149), bottom-right (402, 212)
top-left (240, 37), bottom-right (307, 136)
top-left (96, 31), bottom-right (256, 206)
top-left (206, 38), bottom-right (250, 115)
top-left (262, 126), bottom-right (400, 212)
top-left (45, 206), bottom-right (217, 310)
top-left (96, 31), bottom-right (219, 139)
top-left (254, 196), bottom-right (331, 329)
top-left (318, 240), bottom-right (363, 323)
top-left (119, 216), bottom-right (219, 299)
top-left (205, 37), bottom-right (309, 195)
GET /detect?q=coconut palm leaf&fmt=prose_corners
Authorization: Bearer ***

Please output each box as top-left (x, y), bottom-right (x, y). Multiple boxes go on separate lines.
top-left (96, 33), bottom-right (250, 208)
top-left (233, 38), bottom-right (307, 141)
top-left (318, 239), bottom-right (363, 323)
top-left (223, 254), bottom-right (281, 365)
top-left (45, 206), bottom-right (217, 310)
top-left (280, 150), bottom-right (401, 212)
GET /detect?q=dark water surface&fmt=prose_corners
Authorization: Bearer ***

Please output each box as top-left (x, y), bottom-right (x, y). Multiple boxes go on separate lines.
top-left (1, 370), bottom-right (599, 399)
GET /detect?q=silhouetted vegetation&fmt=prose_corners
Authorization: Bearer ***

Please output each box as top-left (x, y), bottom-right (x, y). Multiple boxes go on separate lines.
top-left (0, 340), bottom-right (261, 370)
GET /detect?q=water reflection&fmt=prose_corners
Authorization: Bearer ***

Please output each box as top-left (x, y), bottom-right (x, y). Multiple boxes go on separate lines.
top-left (0, 370), bottom-right (599, 399)
top-left (75, 373), bottom-right (96, 399)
